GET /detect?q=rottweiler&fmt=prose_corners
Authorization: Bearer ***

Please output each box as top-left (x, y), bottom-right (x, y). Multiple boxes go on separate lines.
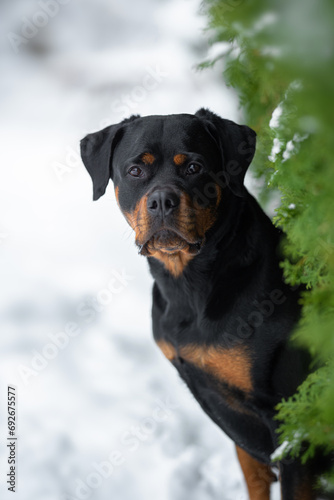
top-left (80, 109), bottom-right (318, 499)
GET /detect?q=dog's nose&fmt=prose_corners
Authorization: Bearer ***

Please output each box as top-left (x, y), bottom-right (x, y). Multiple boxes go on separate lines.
top-left (147, 189), bottom-right (180, 217)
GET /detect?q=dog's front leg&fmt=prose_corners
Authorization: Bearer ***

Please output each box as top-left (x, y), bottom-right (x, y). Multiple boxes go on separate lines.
top-left (279, 460), bottom-right (316, 500)
top-left (236, 445), bottom-right (276, 500)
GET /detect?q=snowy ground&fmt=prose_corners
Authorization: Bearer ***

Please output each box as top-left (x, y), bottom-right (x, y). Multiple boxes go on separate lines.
top-left (0, 0), bottom-right (279, 498)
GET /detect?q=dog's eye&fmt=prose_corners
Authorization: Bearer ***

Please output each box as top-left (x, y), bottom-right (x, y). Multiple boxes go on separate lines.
top-left (186, 163), bottom-right (201, 175)
top-left (128, 166), bottom-right (143, 177)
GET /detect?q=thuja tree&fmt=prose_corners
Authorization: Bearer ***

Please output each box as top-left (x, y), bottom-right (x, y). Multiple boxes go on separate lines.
top-left (201, 0), bottom-right (334, 486)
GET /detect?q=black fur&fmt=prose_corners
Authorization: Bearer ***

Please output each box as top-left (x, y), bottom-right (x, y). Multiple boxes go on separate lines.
top-left (81, 109), bottom-right (323, 499)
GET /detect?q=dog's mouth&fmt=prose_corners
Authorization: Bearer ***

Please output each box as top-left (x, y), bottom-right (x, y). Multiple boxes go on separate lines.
top-left (138, 229), bottom-right (203, 257)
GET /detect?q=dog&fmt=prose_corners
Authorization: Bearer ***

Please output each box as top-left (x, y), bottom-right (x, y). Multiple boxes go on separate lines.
top-left (81, 109), bottom-right (318, 499)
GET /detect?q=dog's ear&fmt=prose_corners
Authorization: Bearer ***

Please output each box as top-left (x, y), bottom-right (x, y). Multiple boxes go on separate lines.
top-left (195, 108), bottom-right (256, 197)
top-left (80, 124), bottom-right (122, 201)
top-left (80, 115), bottom-right (140, 201)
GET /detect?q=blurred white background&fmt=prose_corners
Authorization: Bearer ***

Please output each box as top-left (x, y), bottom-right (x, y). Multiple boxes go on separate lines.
top-left (0, 0), bottom-right (278, 498)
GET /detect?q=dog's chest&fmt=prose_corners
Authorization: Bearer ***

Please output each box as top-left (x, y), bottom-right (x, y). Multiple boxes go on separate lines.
top-left (158, 341), bottom-right (274, 461)
top-left (152, 287), bottom-right (254, 394)
top-left (156, 338), bottom-right (253, 393)
top-left (155, 337), bottom-right (274, 460)
top-left (152, 291), bottom-right (276, 460)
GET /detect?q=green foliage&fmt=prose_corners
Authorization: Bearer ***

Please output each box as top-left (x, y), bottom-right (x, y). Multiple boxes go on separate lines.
top-left (201, 0), bottom-right (334, 486)
top-left (275, 365), bottom-right (334, 463)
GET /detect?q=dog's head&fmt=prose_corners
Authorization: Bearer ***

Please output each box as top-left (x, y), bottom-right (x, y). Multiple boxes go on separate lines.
top-left (81, 109), bottom-right (256, 276)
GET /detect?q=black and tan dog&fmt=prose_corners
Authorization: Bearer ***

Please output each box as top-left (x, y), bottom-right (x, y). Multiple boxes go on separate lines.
top-left (81, 109), bottom-right (317, 499)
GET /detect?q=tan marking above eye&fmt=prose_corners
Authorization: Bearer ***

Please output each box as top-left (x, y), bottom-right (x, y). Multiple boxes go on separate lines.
top-left (141, 152), bottom-right (155, 165)
top-left (173, 154), bottom-right (187, 166)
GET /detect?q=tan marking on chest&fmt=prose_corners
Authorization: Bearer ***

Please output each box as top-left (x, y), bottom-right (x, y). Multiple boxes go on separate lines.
top-left (114, 186), bottom-right (120, 206)
top-left (147, 247), bottom-right (195, 277)
top-left (156, 340), bottom-right (253, 392)
top-left (156, 340), bottom-right (177, 360)
top-left (173, 154), bottom-right (187, 166)
top-left (180, 344), bottom-right (253, 392)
